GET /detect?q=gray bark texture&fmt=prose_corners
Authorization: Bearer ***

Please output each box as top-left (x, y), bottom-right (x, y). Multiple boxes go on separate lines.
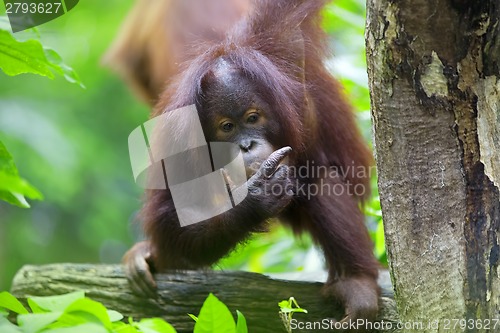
top-left (10, 264), bottom-right (398, 333)
top-left (366, 0), bottom-right (500, 332)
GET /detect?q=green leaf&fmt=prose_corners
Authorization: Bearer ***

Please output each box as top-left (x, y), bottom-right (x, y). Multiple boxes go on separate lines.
top-left (113, 321), bottom-right (139, 333)
top-left (278, 300), bottom-right (290, 310)
top-left (0, 22), bottom-right (84, 87)
top-left (0, 191), bottom-right (29, 208)
top-left (0, 292), bottom-right (29, 314)
top-left (28, 291), bottom-right (85, 313)
top-left (41, 323), bottom-right (108, 333)
top-left (0, 317), bottom-right (23, 333)
top-left (44, 48), bottom-right (85, 89)
top-left (0, 140), bottom-right (20, 176)
top-left (136, 318), bottom-right (177, 333)
top-left (0, 29), bottom-right (54, 78)
top-left (235, 311), bottom-right (247, 333)
top-left (0, 140), bottom-right (43, 207)
top-left (62, 298), bottom-right (113, 329)
top-left (0, 16), bottom-right (12, 31)
top-left (0, 172), bottom-right (44, 207)
top-left (194, 294), bottom-right (235, 333)
top-left (18, 312), bottom-right (62, 333)
top-left (187, 314), bottom-right (198, 322)
top-left (108, 310), bottom-right (124, 322)
top-left (278, 296), bottom-right (308, 323)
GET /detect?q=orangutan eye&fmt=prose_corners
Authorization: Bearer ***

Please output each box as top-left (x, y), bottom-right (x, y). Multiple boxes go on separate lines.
top-left (221, 121), bottom-right (235, 132)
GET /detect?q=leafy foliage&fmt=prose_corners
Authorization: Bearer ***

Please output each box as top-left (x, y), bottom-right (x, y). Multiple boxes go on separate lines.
top-left (0, 291), bottom-right (176, 333)
top-left (1, 292), bottom-right (254, 333)
top-left (0, 15), bottom-right (84, 208)
top-left (0, 29), bottom-right (54, 78)
top-left (278, 297), bottom-right (308, 333)
top-left (0, 18), bottom-right (84, 87)
top-left (189, 294), bottom-right (247, 333)
top-left (0, 140), bottom-right (43, 208)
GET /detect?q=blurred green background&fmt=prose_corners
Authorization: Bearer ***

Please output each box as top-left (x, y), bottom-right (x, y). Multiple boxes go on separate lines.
top-left (0, 0), bottom-right (383, 291)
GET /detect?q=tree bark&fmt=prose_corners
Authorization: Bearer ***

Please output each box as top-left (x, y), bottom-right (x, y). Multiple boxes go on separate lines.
top-left (366, 0), bottom-right (500, 332)
top-left (10, 264), bottom-right (397, 333)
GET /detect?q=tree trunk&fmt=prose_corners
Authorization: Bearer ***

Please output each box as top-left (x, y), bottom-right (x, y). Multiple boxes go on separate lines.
top-left (366, 0), bottom-right (500, 332)
top-left (10, 264), bottom-right (397, 333)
